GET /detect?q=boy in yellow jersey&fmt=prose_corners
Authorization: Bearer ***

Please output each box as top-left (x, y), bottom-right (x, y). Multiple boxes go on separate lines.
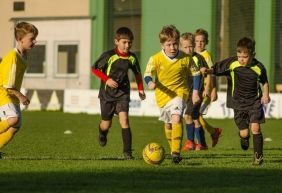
top-left (194, 28), bottom-right (222, 147)
top-left (180, 32), bottom-right (209, 151)
top-left (0, 22), bottom-right (38, 157)
top-left (144, 25), bottom-right (202, 164)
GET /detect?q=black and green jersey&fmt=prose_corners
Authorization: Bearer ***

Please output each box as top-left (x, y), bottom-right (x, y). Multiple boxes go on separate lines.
top-left (93, 48), bottom-right (142, 101)
top-left (213, 56), bottom-right (268, 110)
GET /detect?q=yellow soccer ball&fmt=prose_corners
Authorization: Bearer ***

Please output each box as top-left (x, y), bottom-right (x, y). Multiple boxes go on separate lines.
top-left (142, 143), bottom-right (165, 165)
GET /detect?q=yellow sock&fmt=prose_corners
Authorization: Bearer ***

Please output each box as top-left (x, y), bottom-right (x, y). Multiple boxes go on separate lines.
top-left (171, 123), bottom-right (183, 154)
top-left (0, 120), bottom-right (9, 134)
top-left (164, 126), bottom-right (172, 150)
top-left (199, 115), bottom-right (215, 135)
top-left (0, 130), bottom-right (14, 149)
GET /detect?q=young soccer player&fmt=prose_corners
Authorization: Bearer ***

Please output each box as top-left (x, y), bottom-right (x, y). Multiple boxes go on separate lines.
top-left (180, 32), bottom-right (209, 151)
top-left (144, 25), bottom-right (202, 164)
top-left (194, 28), bottom-right (222, 147)
top-left (209, 37), bottom-right (270, 165)
top-left (0, 22), bottom-right (38, 156)
top-left (92, 27), bottom-right (146, 160)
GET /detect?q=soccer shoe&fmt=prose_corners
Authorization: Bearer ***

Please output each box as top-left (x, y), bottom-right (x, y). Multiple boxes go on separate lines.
top-left (253, 152), bottom-right (263, 165)
top-left (211, 128), bottom-right (222, 147)
top-left (98, 133), bottom-right (107, 147)
top-left (171, 152), bottom-right (182, 164)
top-left (124, 152), bottom-right (134, 160)
top-left (195, 144), bottom-right (208, 151)
top-left (182, 140), bottom-right (195, 151)
top-left (0, 152), bottom-right (4, 159)
top-left (240, 136), bottom-right (250, 150)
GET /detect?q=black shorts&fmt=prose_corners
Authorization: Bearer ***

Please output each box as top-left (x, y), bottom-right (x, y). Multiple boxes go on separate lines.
top-left (234, 108), bottom-right (265, 130)
top-left (184, 98), bottom-right (202, 120)
top-left (100, 100), bottom-right (129, 120)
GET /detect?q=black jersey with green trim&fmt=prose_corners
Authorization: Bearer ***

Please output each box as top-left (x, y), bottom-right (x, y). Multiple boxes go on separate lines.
top-left (213, 56), bottom-right (268, 110)
top-left (93, 49), bottom-right (141, 101)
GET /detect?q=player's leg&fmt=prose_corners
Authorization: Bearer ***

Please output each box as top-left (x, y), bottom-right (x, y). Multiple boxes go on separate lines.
top-left (183, 99), bottom-right (195, 151)
top-left (250, 108), bottom-right (265, 165)
top-left (117, 101), bottom-right (133, 159)
top-left (0, 104), bottom-right (21, 150)
top-left (234, 109), bottom-right (250, 150)
top-left (171, 114), bottom-right (183, 164)
top-left (164, 123), bottom-right (172, 150)
top-left (170, 97), bottom-right (185, 164)
top-left (98, 100), bottom-right (114, 147)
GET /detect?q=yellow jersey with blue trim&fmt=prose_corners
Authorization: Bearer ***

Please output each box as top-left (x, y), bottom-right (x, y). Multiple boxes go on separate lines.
top-left (0, 48), bottom-right (27, 105)
top-left (144, 50), bottom-right (200, 108)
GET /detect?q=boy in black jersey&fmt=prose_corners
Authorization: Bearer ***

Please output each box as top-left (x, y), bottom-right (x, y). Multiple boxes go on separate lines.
top-left (92, 27), bottom-right (146, 160)
top-left (207, 37), bottom-right (270, 165)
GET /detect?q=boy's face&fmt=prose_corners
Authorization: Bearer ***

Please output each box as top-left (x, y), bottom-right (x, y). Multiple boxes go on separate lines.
top-left (195, 35), bottom-right (206, 52)
top-left (180, 39), bottom-right (194, 55)
top-left (161, 39), bottom-right (179, 58)
top-left (237, 51), bottom-right (253, 66)
top-left (19, 33), bottom-right (37, 51)
top-left (115, 38), bottom-right (132, 54)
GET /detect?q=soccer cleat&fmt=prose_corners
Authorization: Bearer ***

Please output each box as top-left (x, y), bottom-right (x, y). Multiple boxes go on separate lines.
top-left (124, 152), bottom-right (134, 160)
top-left (211, 128), bottom-right (222, 147)
top-left (240, 136), bottom-right (250, 150)
top-left (195, 144), bottom-right (208, 151)
top-left (253, 152), bottom-right (263, 165)
top-left (98, 133), bottom-right (107, 147)
top-left (0, 152), bottom-right (4, 159)
top-left (182, 140), bottom-right (195, 151)
top-left (171, 152), bottom-right (182, 164)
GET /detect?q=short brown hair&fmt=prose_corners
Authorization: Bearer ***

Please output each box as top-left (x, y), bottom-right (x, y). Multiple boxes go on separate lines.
top-left (236, 37), bottom-right (255, 54)
top-left (159, 25), bottom-right (180, 44)
top-left (115, 27), bottom-right (134, 41)
top-left (14, 22), bottom-right (38, 41)
top-left (194, 28), bottom-right (209, 45)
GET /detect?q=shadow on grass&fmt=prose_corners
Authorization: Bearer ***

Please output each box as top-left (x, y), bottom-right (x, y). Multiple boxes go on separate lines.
top-left (0, 167), bottom-right (282, 193)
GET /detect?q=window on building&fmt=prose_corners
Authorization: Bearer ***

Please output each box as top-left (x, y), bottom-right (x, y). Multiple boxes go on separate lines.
top-left (13, 1), bottom-right (25, 11)
top-left (55, 43), bottom-right (78, 77)
top-left (275, 0), bottom-right (282, 86)
top-left (26, 44), bottom-right (46, 76)
top-left (110, 0), bottom-right (141, 89)
top-left (215, 0), bottom-right (254, 91)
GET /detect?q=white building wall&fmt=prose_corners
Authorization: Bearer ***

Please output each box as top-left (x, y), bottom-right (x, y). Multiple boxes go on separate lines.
top-left (22, 19), bottom-right (91, 90)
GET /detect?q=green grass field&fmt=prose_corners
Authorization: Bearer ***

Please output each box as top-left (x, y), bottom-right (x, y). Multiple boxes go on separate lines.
top-left (1, 111), bottom-right (282, 193)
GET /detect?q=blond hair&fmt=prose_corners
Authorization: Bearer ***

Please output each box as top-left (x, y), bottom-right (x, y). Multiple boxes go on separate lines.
top-left (14, 22), bottom-right (38, 41)
top-left (180, 32), bottom-right (195, 46)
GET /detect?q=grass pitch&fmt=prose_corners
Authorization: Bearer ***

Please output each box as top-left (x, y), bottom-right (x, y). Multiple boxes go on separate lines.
top-left (0, 111), bottom-right (282, 193)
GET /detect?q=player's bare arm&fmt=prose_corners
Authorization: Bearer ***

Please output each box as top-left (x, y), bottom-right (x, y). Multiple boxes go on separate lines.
top-left (7, 88), bottom-right (30, 105)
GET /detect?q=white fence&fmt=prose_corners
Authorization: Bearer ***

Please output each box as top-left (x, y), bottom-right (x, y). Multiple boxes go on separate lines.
top-left (63, 89), bottom-right (282, 119)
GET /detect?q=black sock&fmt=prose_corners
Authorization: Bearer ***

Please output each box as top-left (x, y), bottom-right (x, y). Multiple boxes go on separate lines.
top-left (253, 133), bottom-right (263, 156)
top-left (99, 125), bottom-right (108, 136)
top-left (122, 128), bottom-right (132, 153)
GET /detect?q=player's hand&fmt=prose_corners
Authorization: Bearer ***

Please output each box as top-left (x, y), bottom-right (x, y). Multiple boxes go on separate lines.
top-left (200, 67), bottom-right (208, 74)
top-left (106, 78), bottom-right (118, 88)
top-left (192, 90), bottom-right (201, 105)
top-left (261, 94), bottom-right (271, 105)
top-left (138, 91), bottom-right (146, 100)
top-left (20, 95), bottom-right (30, 106)
top-left (148, 81), bottom-right (156, 90)
top-left (210, 88), bottom-right (218, 102)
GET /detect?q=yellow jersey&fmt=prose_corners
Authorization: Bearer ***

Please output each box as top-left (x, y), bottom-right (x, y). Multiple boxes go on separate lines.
top-left (199, 50), bottom-right (213, 68)
top-left (144, 50), bottom-right (200, 107)
top-left (0, 48), bottom-right (27, 105)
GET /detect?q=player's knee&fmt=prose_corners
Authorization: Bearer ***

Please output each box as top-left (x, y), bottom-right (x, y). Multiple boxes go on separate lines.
top-left (184, 114), bottom-right (192, 124)
top-left (7, 117), bottom-right (20, 128)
